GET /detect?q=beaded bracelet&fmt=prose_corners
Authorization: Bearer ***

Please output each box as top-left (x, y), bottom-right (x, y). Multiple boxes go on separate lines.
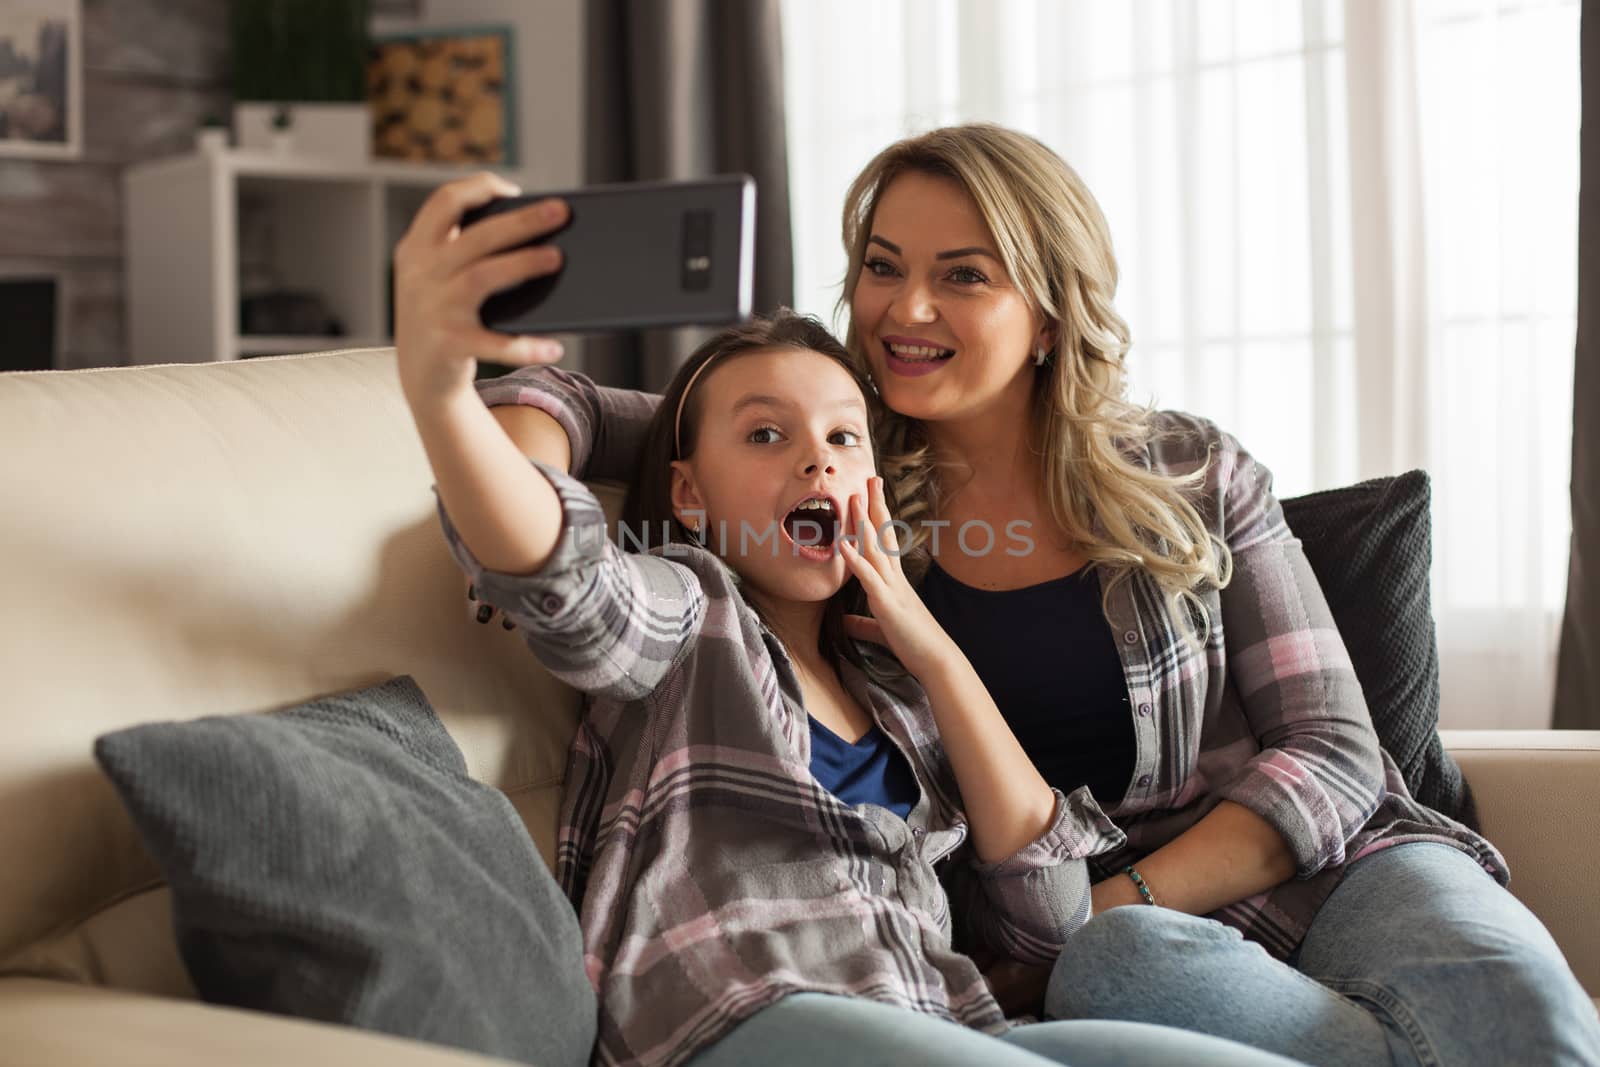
top-left (1121, 865), bottom-right (1158, 906)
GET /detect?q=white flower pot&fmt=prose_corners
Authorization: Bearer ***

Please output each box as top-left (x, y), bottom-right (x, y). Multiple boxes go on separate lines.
top-left (234, 102), bottom-right (371, 163)
top-left (195, 127), bottom-right (229, 154)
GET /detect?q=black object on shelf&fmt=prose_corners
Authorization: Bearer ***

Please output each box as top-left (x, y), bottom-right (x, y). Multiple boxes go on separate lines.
top-left (0, 277), bottom-right (56, 371)
top-left (240, 291), bottom-right (343, 336)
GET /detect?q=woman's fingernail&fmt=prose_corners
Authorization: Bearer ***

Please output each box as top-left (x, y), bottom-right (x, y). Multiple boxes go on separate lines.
top-left (467, 584), bottom-right (477, 601)
top-left (502, 618), bottom-right (516, 631)
top-left (476, 605), bottom-right (493, 624)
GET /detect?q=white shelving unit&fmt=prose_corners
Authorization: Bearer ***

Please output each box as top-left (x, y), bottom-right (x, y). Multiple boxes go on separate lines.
top-left (124, 149), bottom-right (515, 364)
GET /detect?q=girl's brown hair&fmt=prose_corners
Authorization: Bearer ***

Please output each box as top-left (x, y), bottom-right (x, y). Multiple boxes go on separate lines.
top-left (623, 308), bottom-right (902, 676)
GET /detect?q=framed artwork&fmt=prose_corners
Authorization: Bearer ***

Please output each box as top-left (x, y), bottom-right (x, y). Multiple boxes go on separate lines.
top-left (0, 0), bottom-right (81, 159)
top-left (367, 26), bottom-right (517, 166)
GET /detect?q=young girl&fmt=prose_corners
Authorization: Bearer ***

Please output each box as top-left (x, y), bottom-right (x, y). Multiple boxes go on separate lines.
top-left (397, 173), bottom-right (1303, 1067)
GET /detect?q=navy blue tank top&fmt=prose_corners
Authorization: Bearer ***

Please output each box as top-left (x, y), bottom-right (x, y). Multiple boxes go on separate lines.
top-left (808, 716), bottom-right (920, 819)
top-left (918, 560), bottom-right (1135, 807)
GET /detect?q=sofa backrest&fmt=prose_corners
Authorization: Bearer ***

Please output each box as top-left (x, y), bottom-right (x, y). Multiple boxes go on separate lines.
top-left (0, 348), bottom-right (604, 996)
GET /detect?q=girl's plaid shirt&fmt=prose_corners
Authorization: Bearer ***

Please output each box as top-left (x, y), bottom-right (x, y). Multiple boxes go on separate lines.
top-left (439, 462), bottom-right (1126, 1067)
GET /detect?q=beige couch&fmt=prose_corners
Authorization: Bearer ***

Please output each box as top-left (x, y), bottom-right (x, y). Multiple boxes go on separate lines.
top-left (1, 348), bottom-right (1594, 1067)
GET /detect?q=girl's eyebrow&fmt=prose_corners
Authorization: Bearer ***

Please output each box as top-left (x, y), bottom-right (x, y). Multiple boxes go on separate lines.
top-left (730, 394), bottom-right (867, 417)
top-left (867, 234), bottom-right (997, 261)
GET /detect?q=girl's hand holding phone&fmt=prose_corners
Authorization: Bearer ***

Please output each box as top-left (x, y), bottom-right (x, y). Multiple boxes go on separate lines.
top-left (839, 476), bottom-right (955, 679)
top-left (393, 172), bottom-right (570, 409)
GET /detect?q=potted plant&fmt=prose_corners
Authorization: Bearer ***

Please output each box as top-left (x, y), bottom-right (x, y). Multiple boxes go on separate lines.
top-left (231, 0), bottom-right (371, 162)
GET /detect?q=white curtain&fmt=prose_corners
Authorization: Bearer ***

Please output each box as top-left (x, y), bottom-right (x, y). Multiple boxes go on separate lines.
top-left (781, 0), bottom-right (1579, 729)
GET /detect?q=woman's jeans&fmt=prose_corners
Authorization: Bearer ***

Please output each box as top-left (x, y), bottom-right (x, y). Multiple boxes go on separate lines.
top-left (1048, 842), bottom-right (1600, 1066)
top-left (686, 991), bottom-right (1307, 1067)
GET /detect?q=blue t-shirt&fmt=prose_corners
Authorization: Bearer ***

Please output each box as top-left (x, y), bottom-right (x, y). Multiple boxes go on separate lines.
top-left (918, 559), bottom-right (1135, 807)
top-left (809, 716), bottom-right (920, 819)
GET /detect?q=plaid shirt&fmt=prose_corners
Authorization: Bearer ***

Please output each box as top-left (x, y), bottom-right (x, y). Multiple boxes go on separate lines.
top-left (476, 368), bottom-right (1508, 965)
top-left (438, 464), bottom-right (1128, 1067)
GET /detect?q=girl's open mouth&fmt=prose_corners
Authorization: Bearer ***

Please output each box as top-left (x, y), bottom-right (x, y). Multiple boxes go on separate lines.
top-left (781, 496), bottom-right (839, 561)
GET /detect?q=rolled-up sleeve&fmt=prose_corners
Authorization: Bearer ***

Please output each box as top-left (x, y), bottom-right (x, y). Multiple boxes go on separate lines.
top-left (436, 461), bottom-right (704, 702)
top-left (476, 367), bottom-right (660, 483)
top-left (1211, 431), bottom-right (1386, 877)
top-left (947, 786), bottom-right (1126, 964)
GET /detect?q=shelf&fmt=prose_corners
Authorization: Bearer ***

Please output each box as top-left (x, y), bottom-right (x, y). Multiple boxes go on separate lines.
top-left (124, 149), bottom-right (512, 366)
top-left (236, 334), bottom-right (390, 357)
top-left (130, 148), bottom-right (514, 186)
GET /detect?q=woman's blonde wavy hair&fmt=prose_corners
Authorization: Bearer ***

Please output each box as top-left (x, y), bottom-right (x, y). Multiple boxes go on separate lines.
top-left (838, 123), bottom-right (1231, 643)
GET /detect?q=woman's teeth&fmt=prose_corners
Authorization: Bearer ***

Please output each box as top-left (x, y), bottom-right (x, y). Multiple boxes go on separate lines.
top-left (887, 342), bottom-right (954, 361)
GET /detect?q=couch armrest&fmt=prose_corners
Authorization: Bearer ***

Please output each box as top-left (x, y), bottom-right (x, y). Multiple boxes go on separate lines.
top-left (0, 978), bottom-right (524, 1067)
top-left (1440, 729), bottom-right (1600, 996)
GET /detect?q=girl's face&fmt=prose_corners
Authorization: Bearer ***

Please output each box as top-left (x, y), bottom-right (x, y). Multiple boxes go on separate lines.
top-left (670, 348), bottom-right (875, 606)
top-left (850, 171), bottom-right (1050, 425)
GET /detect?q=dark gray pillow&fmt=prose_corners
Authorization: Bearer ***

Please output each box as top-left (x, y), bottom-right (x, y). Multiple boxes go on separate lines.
top-left (93, 676), bottom-right (595, 1067)
top-left (1281, 471), bottom-right (1478, 830)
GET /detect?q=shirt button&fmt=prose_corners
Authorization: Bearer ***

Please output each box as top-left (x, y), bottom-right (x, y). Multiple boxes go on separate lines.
top-left (1137, 774), bottom-right (1152, 787)
top-left (1138, 702), bottom-right (1152, 717)
top-left (1122, 629), bottom-right (1139, 645)
top-left (541, 593), bottom-right (564, 614)
top-left (912, 827), bottom-right (925, 838)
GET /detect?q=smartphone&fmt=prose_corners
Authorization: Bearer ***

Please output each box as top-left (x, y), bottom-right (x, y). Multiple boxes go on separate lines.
top-left (459, 174), bottom-right (756, 334)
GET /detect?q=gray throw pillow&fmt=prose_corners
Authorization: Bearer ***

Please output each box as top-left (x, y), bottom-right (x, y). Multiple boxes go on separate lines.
top-left (1281, 471), bottom-right (1478, 830)
top-left (93, 676), bottom-right (595, 1067)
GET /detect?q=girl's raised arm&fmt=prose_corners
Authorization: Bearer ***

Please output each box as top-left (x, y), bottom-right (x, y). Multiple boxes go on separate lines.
top-left (398, 175), bottom-right (705, 700)
top-left (480, 366), bottom-right (661, 483)
top-left (396, 173), bottom-right (574, 576)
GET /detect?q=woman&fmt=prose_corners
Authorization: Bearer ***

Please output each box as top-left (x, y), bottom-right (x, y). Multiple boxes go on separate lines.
top-left (402, 207), bottom-right (1306, 1067)
top-left (459, 126), bottom-right (1600, 1066)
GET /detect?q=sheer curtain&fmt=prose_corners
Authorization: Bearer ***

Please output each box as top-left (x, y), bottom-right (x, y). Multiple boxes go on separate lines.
top-left (781, 0), bottom-right (1578, 728)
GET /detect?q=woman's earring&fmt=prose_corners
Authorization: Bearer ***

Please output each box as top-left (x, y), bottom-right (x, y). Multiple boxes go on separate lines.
top-left (1033, 345), bottom-right (1048, 366)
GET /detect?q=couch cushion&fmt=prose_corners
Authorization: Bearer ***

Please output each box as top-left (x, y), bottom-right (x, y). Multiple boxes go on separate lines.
top-left (1282, 471), bottom-right (1476, 828)
top-left (92, 675), bottom-right (594, 1066)
top-left (0, 349), bottom-right (591, 977)
top-left (0, 976), bottom-right (530, 1067)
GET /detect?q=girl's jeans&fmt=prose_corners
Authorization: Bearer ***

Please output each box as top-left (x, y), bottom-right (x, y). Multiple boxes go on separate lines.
top-left (687, 990), bottom-right (1307, 1067)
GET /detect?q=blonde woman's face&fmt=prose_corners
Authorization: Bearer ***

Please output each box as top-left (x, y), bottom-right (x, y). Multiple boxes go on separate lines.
top-left (850, 171), bottom-right (1047, 426)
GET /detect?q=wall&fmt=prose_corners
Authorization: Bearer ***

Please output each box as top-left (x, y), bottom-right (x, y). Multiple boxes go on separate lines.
top-left (0, 0), bottom-right (230, 370)
top-left (0, 0), bottom-right (584, 370)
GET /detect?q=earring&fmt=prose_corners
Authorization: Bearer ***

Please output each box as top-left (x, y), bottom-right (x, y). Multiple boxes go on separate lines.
top-left (1033, 346), bottom-right (1048, 366)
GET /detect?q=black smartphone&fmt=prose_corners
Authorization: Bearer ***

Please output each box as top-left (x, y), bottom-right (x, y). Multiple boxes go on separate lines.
top-left (459, 174), bottom-right (756, 334)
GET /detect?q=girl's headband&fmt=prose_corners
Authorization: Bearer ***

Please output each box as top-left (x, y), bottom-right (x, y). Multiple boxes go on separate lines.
top-left (673, 352), bottom-right (724, 459)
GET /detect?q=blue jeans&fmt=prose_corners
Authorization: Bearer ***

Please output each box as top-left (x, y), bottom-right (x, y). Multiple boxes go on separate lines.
top-left (686, 991), bottom-right (1308, 1067)
top-left (1047, 842), bottom-right (1600, 1066)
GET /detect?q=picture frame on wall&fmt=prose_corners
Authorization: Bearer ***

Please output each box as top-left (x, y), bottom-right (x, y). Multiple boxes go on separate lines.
top-left (0, 0), bottom-right (81, 159)
top-left (367, 26), bottom-right (517, 166)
